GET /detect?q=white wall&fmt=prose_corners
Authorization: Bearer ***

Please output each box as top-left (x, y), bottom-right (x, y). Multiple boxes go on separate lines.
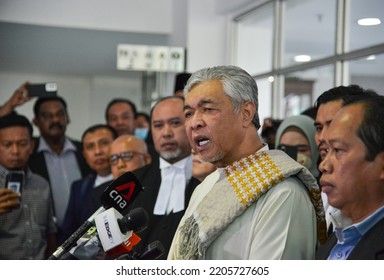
top-left (186, 0), bottom-right (229, 72)
top-left (0, 72), bottom-right (143, 139)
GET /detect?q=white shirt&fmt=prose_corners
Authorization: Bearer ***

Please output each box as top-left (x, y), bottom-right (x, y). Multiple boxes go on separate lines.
top-left (94, 173), bottom-right (114, 188)
top-left (38, 137), bottom-right (82, 226)
top-left (153, 155), bottom-right (192, 215)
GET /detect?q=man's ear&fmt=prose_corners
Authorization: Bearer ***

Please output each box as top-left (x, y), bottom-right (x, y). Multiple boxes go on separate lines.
top-left (145, 153), bottom-right (152, 165)
top-left (32, 117), bottom-right (38, 127)
top-left (241, 101), bottom-right (256, 127)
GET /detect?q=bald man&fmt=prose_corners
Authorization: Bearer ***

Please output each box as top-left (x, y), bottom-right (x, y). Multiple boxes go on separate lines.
top-left (109, 135), bottom-right (152, 179)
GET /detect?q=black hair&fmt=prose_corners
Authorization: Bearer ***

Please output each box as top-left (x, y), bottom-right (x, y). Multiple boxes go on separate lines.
top-left (343, 95), bottom-right (384, 161)
top-left (149, 95), bottom-right (184, 120)
top-left (33, 95), bottom-right (68, 118)
top-left (81, 124), bottom-right (118, 143)
top-left (301, 106), bottom-right (317, 120)
top-left (0, 112), bottom-right (33, 138)
top-left (174, 72), bottom-right (192, 94)
top-left (136, 112), bottom-right (150, 123)
top-left (105, 98), bottom-right (137, 121)
top-left (314, 84), bottom-right (378, 110)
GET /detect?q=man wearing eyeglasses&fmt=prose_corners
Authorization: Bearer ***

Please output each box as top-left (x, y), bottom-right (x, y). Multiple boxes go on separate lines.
top-left (109, 135), bottom-right (152, 179)
top-left (127, 96), bottom-right (200, 259)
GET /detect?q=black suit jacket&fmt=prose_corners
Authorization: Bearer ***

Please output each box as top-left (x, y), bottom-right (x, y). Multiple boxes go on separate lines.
top-left (28, 137), bottom-right (92, 185)
top-left (316, 217), bottom-right (384, 260)
top-left (128, 156), bottom-right (200, 259)
top-left (58, 174), bottom-right (112, 244)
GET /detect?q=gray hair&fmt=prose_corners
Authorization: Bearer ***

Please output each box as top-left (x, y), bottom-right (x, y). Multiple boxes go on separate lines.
top-left (184, 65), bottom-right (260, 129)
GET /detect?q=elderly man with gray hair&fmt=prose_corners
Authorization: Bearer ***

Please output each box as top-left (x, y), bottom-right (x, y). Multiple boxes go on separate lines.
top-left (168, 65), bottom-right (325, 260)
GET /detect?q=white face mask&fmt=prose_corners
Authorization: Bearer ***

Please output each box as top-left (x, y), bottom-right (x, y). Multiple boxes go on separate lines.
top-left (296, 153), bottom-right (313, 170)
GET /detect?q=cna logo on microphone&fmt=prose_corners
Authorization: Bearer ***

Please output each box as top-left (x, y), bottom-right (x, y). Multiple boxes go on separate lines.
top-left (101, 172), bottom-right (143, 214)
top-left (109, 182), bottom-right (136, 209)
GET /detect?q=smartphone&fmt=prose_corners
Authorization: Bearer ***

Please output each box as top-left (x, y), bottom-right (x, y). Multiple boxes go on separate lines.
top-left (5, 171), bottom-right (24, 207)
top-left (277, 144), bottom-right (298, 161)
top-left (26, 83), bottom-right (58, 97)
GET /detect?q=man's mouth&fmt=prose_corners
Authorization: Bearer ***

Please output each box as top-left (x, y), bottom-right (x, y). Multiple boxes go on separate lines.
top-left (49, 124), bottom-right (63, 130)
top-left (320, 179), bottom-right (334, 193)
top-left (195, 136), bottom-right (210, 147)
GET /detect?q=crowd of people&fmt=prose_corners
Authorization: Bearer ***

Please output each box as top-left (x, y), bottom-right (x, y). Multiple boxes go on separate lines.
top-left (0, 65), bottom-right (383, 260)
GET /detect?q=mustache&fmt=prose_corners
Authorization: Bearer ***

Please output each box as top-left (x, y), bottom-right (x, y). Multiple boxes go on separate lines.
top-left (49, 123), bottom-right (64, 130)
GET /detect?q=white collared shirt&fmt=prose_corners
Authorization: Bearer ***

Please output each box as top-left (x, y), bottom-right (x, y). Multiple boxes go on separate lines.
top-left (38, 137), bottom-right (82, 226)
top-left (153, 155), bottom-right (192, 215)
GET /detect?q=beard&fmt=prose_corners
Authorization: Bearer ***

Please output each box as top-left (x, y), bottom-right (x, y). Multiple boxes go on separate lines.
top-left (160, 147), bottom-right (182, 162)
top-left (200, 149), bottom-right (225, 166)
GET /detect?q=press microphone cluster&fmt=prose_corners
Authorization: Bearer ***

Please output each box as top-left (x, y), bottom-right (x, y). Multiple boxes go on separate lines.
top-left (95, 207), bottom-right (148, 253)
top-left (68, 207), bottom-right (148, 260)
top-left (48, 172), bottom-right (143, 260)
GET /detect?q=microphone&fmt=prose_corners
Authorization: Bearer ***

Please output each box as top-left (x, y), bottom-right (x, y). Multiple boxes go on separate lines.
top-left (137, 240), bottom-right (165, 260)
top-left (48, 172), bottom-right (143, 260)
top-left (118, 207), bottom-right (148, 234)
top-left (115, 240), bottom-right (165, 260)
top-left (95, 207), bottom-right (148, 252)
top-left (69, 208), bottom-right (147, 260)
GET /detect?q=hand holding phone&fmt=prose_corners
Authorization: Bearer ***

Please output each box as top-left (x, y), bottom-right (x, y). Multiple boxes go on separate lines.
top-left (0, 189), bottom-right (21, 214)
top-left (26, 83), bottom-right (58, 97)
top-left (4, 171), bottom-right (24, 209)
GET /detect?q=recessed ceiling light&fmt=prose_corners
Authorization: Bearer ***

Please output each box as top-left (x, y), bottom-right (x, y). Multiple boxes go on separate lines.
top-left (366, 55), bottom-right (376, 60)
top-left (294, 55), bottom-right (311, 62)
top-left (357, 18), bottom-right (381, 26)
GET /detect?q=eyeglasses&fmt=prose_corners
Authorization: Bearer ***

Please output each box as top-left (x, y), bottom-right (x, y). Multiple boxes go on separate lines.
top-left (109, 151), bottom-right (145, 165)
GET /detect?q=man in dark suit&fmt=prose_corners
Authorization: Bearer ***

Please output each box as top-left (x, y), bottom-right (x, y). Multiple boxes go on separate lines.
top-left (58, 124), bottom-right (118, 244)
top-left (316, 95), bottom-right (384, 260)
top-left (128, 96), bottom-right (200, 259)
top-left (28, 96), bottom-right (92, 231)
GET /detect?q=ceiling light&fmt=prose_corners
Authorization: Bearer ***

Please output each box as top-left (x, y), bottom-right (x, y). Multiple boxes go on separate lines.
top-left (366, 55), bottom-right (376, 60)
top-left (268, 76), bottom-right (274, 83)
top-left (357, 18), bottom-right (381, 26)
top-left (294, 55), bottom-right (311, 63)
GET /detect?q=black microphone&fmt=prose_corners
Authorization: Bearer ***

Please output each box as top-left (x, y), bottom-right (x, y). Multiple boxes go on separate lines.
top-left (48, 172), bottom-right (143, 260)
top-left (118, 207), bottom-right (148, 234)
top-left (116, 240), bottom-right (165, 260)
top-left (138, 240), bottom-right (165, 260)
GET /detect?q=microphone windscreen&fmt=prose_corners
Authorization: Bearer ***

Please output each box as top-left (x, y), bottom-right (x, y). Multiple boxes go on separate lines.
top-left (118, 207), bottom-right (148, 234)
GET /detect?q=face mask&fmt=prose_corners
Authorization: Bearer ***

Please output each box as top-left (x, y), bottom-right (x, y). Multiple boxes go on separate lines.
top-left (296, 153), bottom-right (313, 170)
top-left (134, 128), bottom-right (149, 140)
